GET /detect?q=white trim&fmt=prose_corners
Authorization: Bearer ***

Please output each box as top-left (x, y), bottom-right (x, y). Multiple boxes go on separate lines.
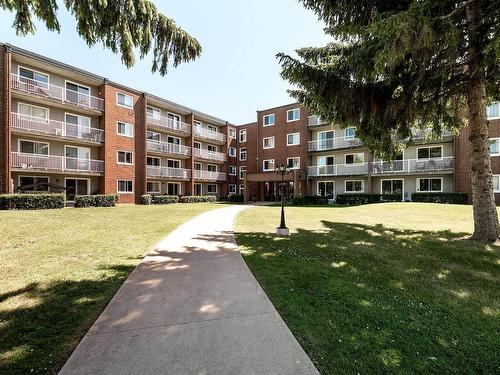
top-left (487, 102), bottom-right (500, 120)
top-left (317, 155), bottom-right (335, 165)
top-left (344, 127), bottom-right (356, 139)
top-left (117, 121), bottom-right (134, 138)
top-left (167, 158), bottom-right (181, 168)
top-left (229, 184), bottom-right (237, 194)
top-left (194, 183), bottom-right (203, 196)
top-left (64, 145), bottom-right (90, 160)
top-left (287, 156), bottom-right (300, 170)
top-left (64, 177), bottom-right (91, 200)
top-left (416, 177), bottom-right (443, 192)
top-left (18, 138), bottom-right (50, 156)
top-left (416, 145), bottom-right (443, 160)
top-left (207, 143), bottom-right (218, 152)
top-left (146, 105), bottom-right (161, 119)
top-left (167, 112), bottom-right (181, 122)
top-left (262, 159), bottom-right (275, 172)
top-left (17, 101), bottom-right (50, 122)
top-left (263, 136), bottom-right (275, 149)
top-left (65, 112), bottom-right (91, 127)
top-left (344, 179), bottom-right (365, 193)
top-left (65, 79), bottom-right (90, 95)
top-left (239, 129), bottom-right (247, 142)
top-left (229, 128), bottom-right (237, 139)
top-left (229, 147), bottom-right (236, 157)
top-left (18, 175), bottom-right (50, 192)
top-left (489, 138), bottom-right (500, 156)
top-left (380, 178), bottom-right (405, 201)
top-left (286, 108), bottom-right (301, 122)
top-left (229, 165), bottom-right (237, 176)
top-left (263, 114), bottom-right (275, 127)
top-left (193, 141), bottom-right (202, 149)
top-left (116, 92), bottom-right (134, 109)
top-left (493, 175), bottom-right (500, 193)
top-left (146, 180), bottom-right (162, 194)
top-left (167, 135), bottom-right (182, 144)
top-left (146, 130), bottom-right (161, 142)
top-left (287, 132), bottom-right (300, 146)
top-left (117, 150), bottom-right (134, 165)
top-left (207, 164), bottom-right (218, 172)
top-left (239, 148), bottom-right (247, 161)
top-left (194, 162), bottom-right (202, 170)
top-left (207, 183), bottom-right (218, 194)
top-left (117, 179), bottom-right (134, 194)
top-left (239, 166), bottom-right (247, 180)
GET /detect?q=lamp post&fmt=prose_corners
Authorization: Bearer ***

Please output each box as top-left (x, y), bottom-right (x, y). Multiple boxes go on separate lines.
top-left (275, 163), bottom-right (290, 236)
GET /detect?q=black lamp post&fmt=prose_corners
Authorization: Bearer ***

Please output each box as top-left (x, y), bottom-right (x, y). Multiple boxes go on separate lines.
top-left (275, 163), bottom-right (290, 236)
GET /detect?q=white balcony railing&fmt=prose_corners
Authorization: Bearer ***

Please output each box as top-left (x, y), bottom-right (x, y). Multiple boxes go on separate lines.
top-left (11, 152), bottom-right (104, 173)
top-left (193, 125), bottom-right (226, 143)
top-left (11, 113), bottom-right (104, 143)
top-left (147, 166), bottom-right (191, 179)
top-left (146, 115), bottom-right (191, 134)
top-left (193, 148), bottom-right (226, 162)
top-left (193, 170), bottom-right (227, 182)
top-left (371, 157), bottom-right (455, 174)
top-left (308, 115), bottom-right (327, 127)
top-left (411, 129), bottom-right (454, 141)
top-left (308, 137), bottom-right (363, 152)
top-left (11, 74), bottom-right (104, 111)
top-left (308, 163), bottom-right (369, 177)
top-left (146, 140), bottom-right (191, 157)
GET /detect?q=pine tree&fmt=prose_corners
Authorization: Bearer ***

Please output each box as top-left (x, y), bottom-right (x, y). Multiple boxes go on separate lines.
top-left (0, 0), bottom-right (202, 75)
top-left (278, 0), bottom-right (500, 242)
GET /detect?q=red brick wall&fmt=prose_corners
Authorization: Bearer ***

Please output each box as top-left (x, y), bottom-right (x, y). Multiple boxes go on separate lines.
top-left (185, 112), bottom-right (195, 195)
top-left (227, 126), bottom-right (238, 189)
top-left (0, 46), bottom-right (11, 193)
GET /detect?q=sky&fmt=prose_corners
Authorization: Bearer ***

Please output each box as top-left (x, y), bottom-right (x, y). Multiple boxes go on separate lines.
top-left (0, 0), bottom-right (329, 124)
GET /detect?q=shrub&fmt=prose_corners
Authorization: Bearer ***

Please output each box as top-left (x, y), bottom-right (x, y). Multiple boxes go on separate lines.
top-left (411, 192), bottom-right (468, 204)
top-left (0, 193), bottom-right (65, 210)
top-left (140, 194), bottom-right (152, 205)
top-left (381, 193), bottom-right (403, 202)
top-left (181, 195), bottom-right (217, 203)
top-left (152, 195), bottom-right (179, 205)
top-left (74, 194), bottom-right (118, 208)
top-left (293, 195), bottom-right (329, 205)
top-left (336, 194), bottom-right (382, 205)
top-left (228, 194), bottom-right (244, 203)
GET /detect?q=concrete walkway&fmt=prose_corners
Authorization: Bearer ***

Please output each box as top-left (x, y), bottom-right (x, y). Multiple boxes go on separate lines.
top-left (60, 205), bottom-right (319, 375)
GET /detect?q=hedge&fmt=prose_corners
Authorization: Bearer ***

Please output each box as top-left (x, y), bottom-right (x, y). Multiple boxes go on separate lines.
top-left (74, 194), bottom-right (118, 208)
top-left (228, 194), bottom-right (244, 203)
top-left (0, 193), bottom-right (65, 210)
top-left (411, 192), bottom-right (468, 204)
top-left (336, 193), bottom-right (402, 205)
top-left (181, 195), bottom-right (217, 203)
top-left (293, 195), bottom-right (329, 206)
top-left (140, 194), bottom-right (179, 205)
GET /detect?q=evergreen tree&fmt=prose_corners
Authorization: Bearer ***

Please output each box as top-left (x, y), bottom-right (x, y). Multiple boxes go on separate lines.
top-left (0, 0), bottom-right (201, 75)
top-left (278, 0), bottom-right (500, 242)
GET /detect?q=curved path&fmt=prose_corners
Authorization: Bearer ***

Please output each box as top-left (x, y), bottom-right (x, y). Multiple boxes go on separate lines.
top-left (60, 205), bottom-right (319, 375)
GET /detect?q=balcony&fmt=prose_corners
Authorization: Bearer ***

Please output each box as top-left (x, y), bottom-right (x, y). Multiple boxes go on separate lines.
top-left (411, 129), bottom-right (454, 142)
top-left (193, 170), bottom-right (227, 182)
top-left (193, 125), bottom-right (226, 144)
top-left (371, 157), bottom-right (455, 175)
top-left (146, 140), bottom-right (191, 158)
top-left (193, 148), bottom-right (226, 163)
top-left (308, 115), bottom-right (328, 127)
top-left (147, 166), bottom-right (191, 180)
top-left (11, 152), bottom-right (104, 174)
top-left (146, 115), bottom-right (191, 135)
top-left (11, 74), bottom-right (104, 111)
top-left (11, 113), bottom-right (104, 144)
top-left (308, 137), bottom-right (363, 152)
top-left (308, 163), bottom-right (369, 177)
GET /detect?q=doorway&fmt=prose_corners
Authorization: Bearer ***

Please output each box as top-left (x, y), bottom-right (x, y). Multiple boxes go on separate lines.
top-left (65, 178), bottom-right (89, 201)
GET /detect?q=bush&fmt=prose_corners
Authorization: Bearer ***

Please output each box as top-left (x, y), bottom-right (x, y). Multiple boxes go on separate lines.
top-left (140, 194), bottom-right (152, 205)
top-left (181, 195), bottom-right (217, 203)
top-left (228, 194), bottom-right (244, 203)
top-left (336, 194), bottom-right (383, 205)
top-left (381, 193), bottom-right (403, 202)
top-left (74, 194), bottom-right (118, 208)
top-left (0, 193), bottom-right (65, 210)
top-left (411, 192), bottom-right (468, 204)
top-left (293, 195), bottom-right (329, 205)
top-left (152, 195), bottom-right (179, 205)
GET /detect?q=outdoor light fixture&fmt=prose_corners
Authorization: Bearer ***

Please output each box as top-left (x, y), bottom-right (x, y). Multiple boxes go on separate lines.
top-left (275, 163), bottom-right (290, 236)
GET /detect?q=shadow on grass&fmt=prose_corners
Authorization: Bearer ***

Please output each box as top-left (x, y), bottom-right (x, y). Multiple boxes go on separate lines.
top-left (0, 264), bottom-right (135, 374)
top-left (237, 221), bottom-right (499, 375)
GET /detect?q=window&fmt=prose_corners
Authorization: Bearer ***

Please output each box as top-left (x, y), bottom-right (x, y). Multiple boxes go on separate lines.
top-left (263, 137), bottom-right (275, 149)
top-left (487, 102), bottom-right (500, 120)
top-left (240, 148), bottom-right (247, 161)
top-left (317, 130), bottom-right (335, 150)
top-left (194, 162), bottom-right (202, 171)
top-left (65, 81), bottom-right (90, 106)
top-left (344, 127), bottom-right (356, 139)
top-left (147, 157), bottom-right (160, 167)
top-left (207, 144), bottom-right (218, 152)
top-left (417, 146), bottom-right (442, 159)
top-left (493, 175), bottom-right (500, 193)
top-left (147, 181), bottom-right (161, 194)
top-left (207, 184), bottom-right (218, 194)
top-left (381, 179), bottom-right (403, 194)
top-left (239, 185), bottom-right (245, 195)
top-left (263, 114), bottom-right (275, 127)
top-left (147, 131), bottom-right (161, 142)
top-left (239, 166), bottom-right (246, 180)
top-left (117, 180), bottom-right (133, 193)
top-left (287, 108), bottom-right (300, 122)
top-left (239, 129), bottom-right (247, 142)
top-left (116, 92), bottom-right (134, 108)
top-left (287, 157), bottom-right (300, 170)
top-left (194, 183), bottom-right (202, 196)
top-left (19, 176), bottom-right (49, 192)
top-left (229, 128), bottom-right (237, 139)
top-left (65, 113), bottom-right (91, 134)
top-left (318, 181), bottom-right (335, 198)
top-left (263, 159), bottom-right (275, 171)
top-left (193, 141), bottom-right (201, 149)
top-left (229, 166), bottom-right (237, 175)
top-left (345, 153), bottom-right (364, 164)
top-left (417, 178), bottom-right (442, 192)
top-left (167, 159), bottom-right (180, 168)
top-left (229, 184), bottom-right (237, 194)
top-left (19, 67), bottom-right (49, 88)
top-left (489, 138), bottom-right (500, 156)
top-left (167, 182), bottom-right (181, 196)
top-left (168, 136), bottom-right (180, 145)
top-left (146, 106), bottom-right (161, 119)
top-left (117, 121), bottom-right (134, 137)
top-left (18, 103), bottom-right (49, 121)
top-left (207, 164), bottom-right (217, 172)
top-left (287, 132), bottom-right (300, 146)
top-left (229, 147), bottom-right (236, 157)
top-left (208, 125), bottom-right (218, 132)
top-left (168, 113), bottom-right (181, 125)
top-left (19, 140), bottom-right (48, 155)
top-left (345, 180), bottom-right (364, 193)
top-left (117, 151), bottom-right (133, 165)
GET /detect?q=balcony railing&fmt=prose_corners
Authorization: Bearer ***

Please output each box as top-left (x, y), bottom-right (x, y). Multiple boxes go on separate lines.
top-left (11, 113), bottom-right (104, 143)
top-left (371, 157), bottom-right (455, 174)
top-left (146, 115), bottom-right (191, 134)
top-left (11, 152), bottom-right (104, 173)
top-left (308, 115), bottom-right (327, 127)
top-left (193, 148), bottom-right (226, 162)
top-left (308, 137), bottom-right (363, 152)
top-left (193, 170), bottom-right (227, 182)
top-left (11, 74), bottom-right (104, 111)
top-left (411, 129), bottom-right (454, 141)
top-left (193, 125), bottom-right (226, 143)
top-left (308, 163), bottom-right (369, 177)
top-left (147, 166), bottom-right (191, 179)
top-left (146, 140), bottom-right (191, 157)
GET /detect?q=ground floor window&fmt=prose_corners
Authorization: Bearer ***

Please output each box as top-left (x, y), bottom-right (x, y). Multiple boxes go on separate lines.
top-left (194, 183), bottom-right (202, 196)
top-left (381, 179), bottom-right (403, 194)
top-left (493, 175), bottom-right (500, 193)
top-left (287, 157), bottom-right (300, 170)
top-left (117, 180), bottom-right (133, 193)
top-left (147, 181), bottom-right (161, 194)
top-left (229, 184), bottom-right (237, 194)
top-left (207, 184), bottom-right (217, 194)
top-left (318, 181), bottom-right (335, 198)
top-left (19, 176), bottom-right (49, 192)
top-left (167, 182), bottom-right (180, 196)
top-left (240, 185), bottom-right (245, 195)
top-left (345, 180), bottom-right (364, 193)
top-left (417, 177), bottom-right (442, 192)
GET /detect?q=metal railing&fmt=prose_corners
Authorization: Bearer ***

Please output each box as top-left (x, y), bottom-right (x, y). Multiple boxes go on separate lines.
top-left (11, 113), bottom-right (104, 143)
top-left (11, 74), bottom-right (104, 111)
top-left (11, 152), bottom-right (104, 173)
top-left (308, 137), bottom-right (363, 152)
top-left (308, 115), bottom-right (327, 127)
top-left (193, 170), bottom-right (227, 181)
top-left (192, 148), bottom-right (226, 162)
top-left (146, 166), bottom-right (191, 179)
top-left (410, 129), bottom-right (454, 141)
top-left (146, 140), bottom-right (191, 157)
top-left (146, 115), bottom-right (191, 134)
top-left (308, 163), bottom-right (369, 177)
top-left (193, 125), bottom-right (226, 143)
top-left (371, 157), bottom-right (455, 174)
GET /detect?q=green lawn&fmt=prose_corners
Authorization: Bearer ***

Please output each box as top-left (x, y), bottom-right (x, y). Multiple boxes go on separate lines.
top-left (0, 203), bottom-right (219, 374)
top-left (236, 203), bottom-right (500, 374)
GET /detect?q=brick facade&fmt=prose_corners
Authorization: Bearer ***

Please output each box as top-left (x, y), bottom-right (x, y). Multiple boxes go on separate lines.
top-left (0, 45), bottom-right (11, 193)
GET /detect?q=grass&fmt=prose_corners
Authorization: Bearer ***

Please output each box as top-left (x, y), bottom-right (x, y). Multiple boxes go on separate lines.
top-left (235, 203), bottom-right (500, 374)
top-left (0, 203), bottom-right (220, 374)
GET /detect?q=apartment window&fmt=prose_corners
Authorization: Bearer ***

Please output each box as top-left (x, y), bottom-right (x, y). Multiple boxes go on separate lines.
top-left (207, 184), bottom-right (218, 194)
top-left (489, 138), bottom-right (500, 156)
top-left (146, 106), bottom-right (161, 119)
top-left (381, 179), bottom-right (403, 194)
top-left (66, 81), bottom-right (90, 105)
top-left (208, 144), bottom-right (218, 152)
top-left (117, 180), bottom-right (133, 193)
top-left (263, 159), bottom-right (275, 171)
top-left (167, 159), bottom-right (180, 168)
top-left (66, 113), bottom-right (91, 132)
top-left (240, 148), bottom-right (247, 161)
top-left (239, 129), bottom-right (247, 142)
top-left (147, 181), bottom-right (161, 194)
top-left (147, 131), bottom-right (161, 142)
top-left (263, 114), bottom-right (275, 127)
top-left (208, 125), bottom-right (218, 132)
top-left (287, 157), bottom-right (300, 170)
top-left (19, 67), bottom-right (49, 88)
top-left (194, 162), bottom-right (202, 170)
top-left (19, 176), bottom-right (49, 192)
top-left (239, 185), bottom-right (245, 195)
top-left (345, 127), bottom-right (356, 139)
top-left (18, 103), bottom-right (48, 121)
top-left (229, 166), bottom-right (237, 175)
top-left (287, 132), bottom-right (300, 146)
top-left (229, 184), bottom-right (237, 194)
top-left (193, 141), bottom-right (201, 149)
top-left (19, 140), bottom-right (48, 155)
top-left (208, 164), bottom-right (217, 172)
top-left (168, 136), bottom-right (181, 145)
top-left (287, 108), bottom-right (300, 122)
top-left (167, 182), bottom-right (181, 196)
top-left (345, 180), bottom-right (364, 193)
top-left (117, 121), bottom-right (134, 137)
top-left (239, 166), bottom-right (246, 180)
top-left (117, 151), bottom-right (133, 165)
top-left (116, 92), bottom-right (134, 108)
top-left (487, 102), bottom-right (500, 120)
top-left (345, 153), bottom-right (364, 164)
top-left (147, 157), bottom-right (160, 167)
top-left (263, 137), bottom-right (275, 149)
top-left (417, 146), bottom-right (442, 159)
top-left (194, 183), bottom-right (202, 196)
top-left (229, 128), bottom-right (237, 139)
top-left (168, 113), bottom-right (181, 124)
top-left (493, 175), bottom-right (500, 193)
top-left (229, 147), bottom-right (237, 157)
top-left (318, 181), bottom-right (335, 198)
top-left (417, 178), bottom-right (442, 192)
